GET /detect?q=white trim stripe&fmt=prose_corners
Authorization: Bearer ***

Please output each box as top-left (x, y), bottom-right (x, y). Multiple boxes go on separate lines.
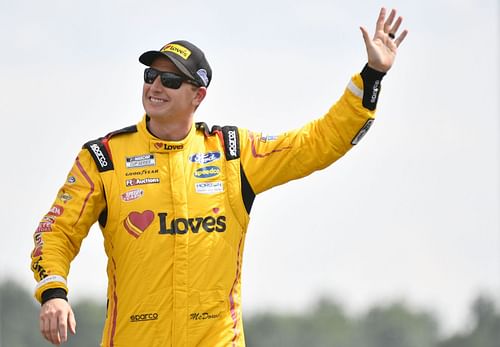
top-left (35, 275), bottom-right (67, 290)
top-left (347, 80), bottom-right (363, 98)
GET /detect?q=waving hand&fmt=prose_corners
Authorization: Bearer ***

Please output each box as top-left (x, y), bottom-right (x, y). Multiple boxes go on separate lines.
top-left (360, 8), bottom-right (408, 73)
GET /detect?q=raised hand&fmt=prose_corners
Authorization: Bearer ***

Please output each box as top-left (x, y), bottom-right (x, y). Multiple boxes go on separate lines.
top-left (360, 7), bottom-right (408, 73)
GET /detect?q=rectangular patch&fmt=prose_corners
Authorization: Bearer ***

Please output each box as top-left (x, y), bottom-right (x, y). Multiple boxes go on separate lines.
top-left (161, 43), bottom-right (192, 60)
top-left (126, 154), bottom-right (156, 169)
top-left (195, 181), bottom-right (224, 194)
top-left (351, 119), bottom-right (375, 145)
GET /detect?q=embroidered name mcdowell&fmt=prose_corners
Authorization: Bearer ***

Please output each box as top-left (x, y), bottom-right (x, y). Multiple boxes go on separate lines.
top-left (126, 178), bottom-right (160, 186)
top-left (130, 313), bottom-right (159, 322)
top-left (190, 311), bottom-right (222, 321)
top-left (158, 212), bottom-right (226, 234)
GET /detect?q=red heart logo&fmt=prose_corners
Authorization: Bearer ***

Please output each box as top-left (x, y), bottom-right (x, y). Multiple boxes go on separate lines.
top-left (128, 210), bottom-right (154, 231)
top-left (213, 208), bottom-right (220, 214)
top-left (154, 142), bottom-right (163, 149)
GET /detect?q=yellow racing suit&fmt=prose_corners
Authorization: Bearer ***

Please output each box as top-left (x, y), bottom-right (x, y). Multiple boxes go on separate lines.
top-left (31, 67), bottom-right (384, 346)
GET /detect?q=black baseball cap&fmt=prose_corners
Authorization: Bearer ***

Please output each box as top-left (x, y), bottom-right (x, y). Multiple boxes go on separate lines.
top-left (139, 40), bottom-right (212, 87)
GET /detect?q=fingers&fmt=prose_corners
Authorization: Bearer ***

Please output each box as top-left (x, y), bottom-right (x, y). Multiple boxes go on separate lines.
top-left (360, 26), bottom-right (372, 49)
top-left (40, 299), bottom-right (75, 345)
top-left (380, 8), bottom-right (407, 46)
top-left (390, 16), bottom-right (403, 35)
top-left (69, 308), bottom-right (77, 335)
top-left (383, 9), bottom-right (396, 33)
top-left (49, 316), bottom-right (66, 345)
top-left (394, 29), bottom-right (409, 47)
top-left (375, 7), bottom-right (387, 33)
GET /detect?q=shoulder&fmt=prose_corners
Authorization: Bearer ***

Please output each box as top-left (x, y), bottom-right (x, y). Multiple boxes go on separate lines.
top-left (82, 124), bottom-right (138, 172)
top-left (196, 122), bottom-right (242, 160)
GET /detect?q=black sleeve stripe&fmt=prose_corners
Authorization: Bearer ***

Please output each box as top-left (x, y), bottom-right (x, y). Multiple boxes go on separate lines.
top-left (360, 64), bottom-right (386, 111)
top-left (240, 164), bottom-right (255, 214)
top-left (41, 288), bottom-right (67, 305)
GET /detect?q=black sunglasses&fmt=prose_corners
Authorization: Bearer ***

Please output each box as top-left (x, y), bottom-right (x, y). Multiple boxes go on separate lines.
top-left (144, 67), bottom-right (200, 89)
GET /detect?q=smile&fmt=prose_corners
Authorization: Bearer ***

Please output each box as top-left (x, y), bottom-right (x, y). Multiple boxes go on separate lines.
top-left (149, 97), bottom-right (167, 103)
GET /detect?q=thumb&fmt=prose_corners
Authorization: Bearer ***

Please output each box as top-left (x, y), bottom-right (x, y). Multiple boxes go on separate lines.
top-left (359, 26), bottom-right (372, 49)
top-left (68, 308), bottom-right (77, 335)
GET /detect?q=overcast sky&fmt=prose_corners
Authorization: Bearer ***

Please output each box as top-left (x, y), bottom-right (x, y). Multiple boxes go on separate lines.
top-left (0, 0), bottom-right (498, 336)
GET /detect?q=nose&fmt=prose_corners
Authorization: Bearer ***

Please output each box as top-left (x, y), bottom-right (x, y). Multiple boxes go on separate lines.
top-left (149, 74), bottom-right (164, 91)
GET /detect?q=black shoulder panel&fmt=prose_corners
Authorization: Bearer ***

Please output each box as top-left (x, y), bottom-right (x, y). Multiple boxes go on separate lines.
top-left (196, 122), bottom-right (240, 160)
top-left (83, 139), bottom-right (113, 172)
top-left (83, 124), bottom-right (136, 172)
top-left (221, 126), bottom-right (240, 161)
top-left (195, 122), bottom-right (210, 136)
top-left (105, 125), bottom-right (138, 139)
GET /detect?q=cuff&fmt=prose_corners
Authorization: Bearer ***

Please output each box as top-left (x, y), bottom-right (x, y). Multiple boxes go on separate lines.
top-left (360, 64), bottom-right (386, 111)
top-left (41, 288), bottom-right (68, 305)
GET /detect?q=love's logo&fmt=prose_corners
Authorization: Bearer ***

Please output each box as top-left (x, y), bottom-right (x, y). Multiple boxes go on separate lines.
top-left (123, 210), bottom-right (154, 238)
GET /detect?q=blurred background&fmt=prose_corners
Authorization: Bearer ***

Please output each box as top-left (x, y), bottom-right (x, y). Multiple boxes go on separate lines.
top-left (0, 0), bottom-right (498, 346)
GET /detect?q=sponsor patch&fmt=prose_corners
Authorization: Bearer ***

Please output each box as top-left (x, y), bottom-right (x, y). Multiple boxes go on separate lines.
top-left (161, 43), bottom-right (191, 60)
top-left (196, 69), bottom-right (209, 86)
top-left (194, 166), bottom-right (220, 179)
top-left (130, 312), bottom-right (159, 322)
top-left (47, 205), bottom-right (64, 217)
top-left (126, 154), bottom-right (155, 169)
top-left (189, 151), bottom-right (221, 165)
top-left (195, 181), bottom-right (224, 194)
top-left (123, 210), bottom-right (155, 238)
top-left (125, 178), bottom-right (160, 187)
top-left (36, 221), bottom-right (53, 233)
top-left (89, 143), bottom-right (109, 168)
top-left (58, 190), bottom-right (72, 203)
top-left (150, 141), bottom-right (184, 152)
top-left (121, 189), bottom-right (144, 202)
top-left (125, 169), bottom-right (159, 177)
top-left (351, 119), bottom-right (375, 145)
top-left (260, 134), bottom-right (279, 143)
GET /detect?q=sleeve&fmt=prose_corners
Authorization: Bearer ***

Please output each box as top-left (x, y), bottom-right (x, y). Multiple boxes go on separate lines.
top-left (30, 148), bottom-right (107, 303)
top-left (240, 67), bottom-right (384, 194)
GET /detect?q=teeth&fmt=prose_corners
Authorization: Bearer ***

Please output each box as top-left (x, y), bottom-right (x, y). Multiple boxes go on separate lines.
top-left (150, 97), bottom-right (166, 103)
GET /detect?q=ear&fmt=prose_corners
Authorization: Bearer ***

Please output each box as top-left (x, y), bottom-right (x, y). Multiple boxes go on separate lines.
top-left (193, 87), bottom-right (207, 107)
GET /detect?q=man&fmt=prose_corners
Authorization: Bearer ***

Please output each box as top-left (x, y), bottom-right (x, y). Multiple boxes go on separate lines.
top-left (32, 7), bottom-right (407, 346)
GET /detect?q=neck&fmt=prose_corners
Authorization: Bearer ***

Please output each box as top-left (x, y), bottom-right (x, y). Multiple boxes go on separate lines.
top-left (147, 116), bottom-right (193, 141)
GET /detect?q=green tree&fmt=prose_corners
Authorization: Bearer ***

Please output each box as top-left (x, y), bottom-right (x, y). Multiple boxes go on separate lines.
top-left (439, 294), bottom-right (500, 347)
top-left (0, 280), bottom-right (52, 347)
top-left (354, 302), bottom-right (439, 347)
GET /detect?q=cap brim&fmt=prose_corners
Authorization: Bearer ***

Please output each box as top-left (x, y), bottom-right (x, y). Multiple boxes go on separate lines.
top-left (139, 51), bottom-right (195, 80)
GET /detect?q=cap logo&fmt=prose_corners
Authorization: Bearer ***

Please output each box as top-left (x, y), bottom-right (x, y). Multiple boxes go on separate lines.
top-left (196, 69), bottom-right (209, 86)
top-left (161, 44), bottom-right (191, 60)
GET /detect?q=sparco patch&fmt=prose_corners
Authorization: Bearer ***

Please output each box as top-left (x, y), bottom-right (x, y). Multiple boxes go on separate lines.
top-left (130, 312), bottom-right (159, 322)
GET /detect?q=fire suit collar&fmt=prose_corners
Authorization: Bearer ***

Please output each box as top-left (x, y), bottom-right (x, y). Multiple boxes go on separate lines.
top-left (138, 115), bottom-right (195, 153)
